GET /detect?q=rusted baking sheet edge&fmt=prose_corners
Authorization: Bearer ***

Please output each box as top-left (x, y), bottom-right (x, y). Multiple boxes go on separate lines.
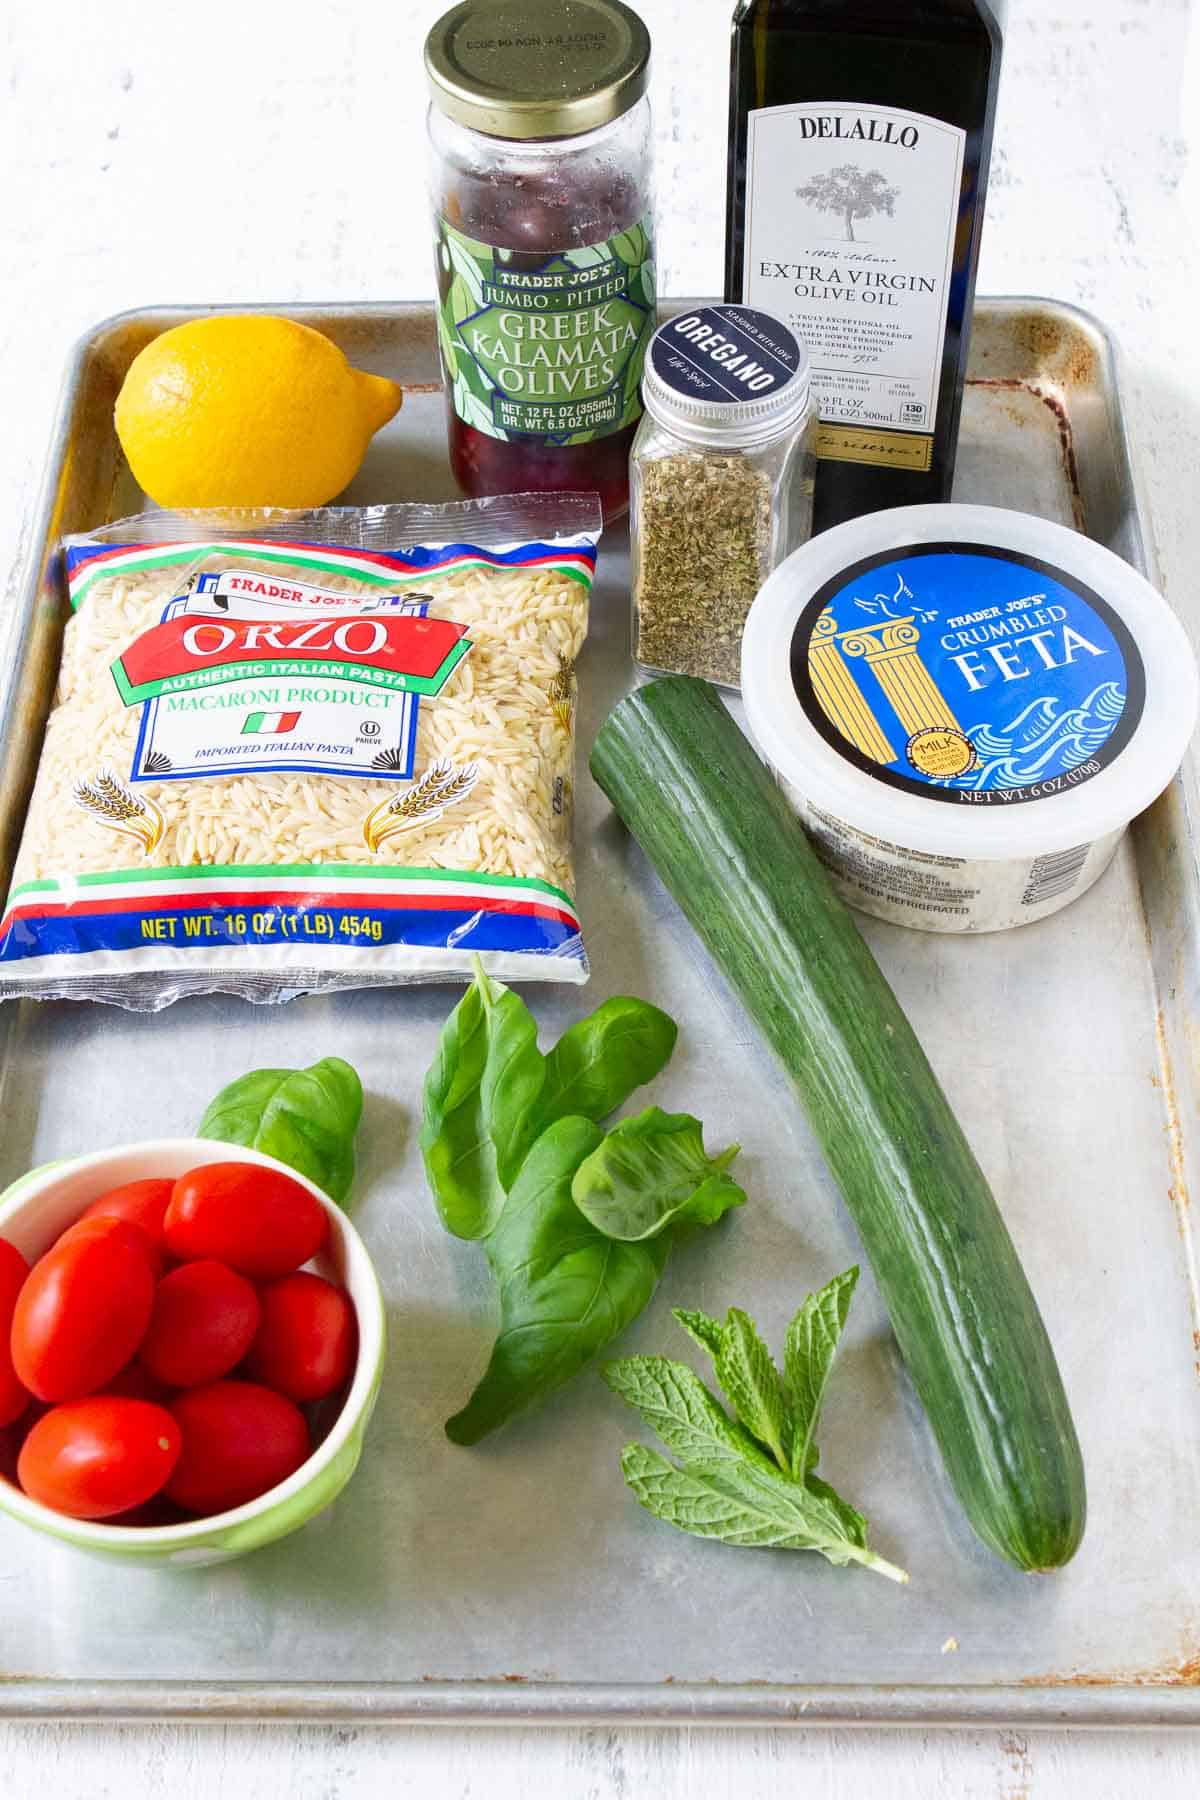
top-left (3, 1679), bottom-right (1200, 1727)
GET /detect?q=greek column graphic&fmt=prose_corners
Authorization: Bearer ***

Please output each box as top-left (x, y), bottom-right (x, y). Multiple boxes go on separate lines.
top-left (807, 612), bottom-right (966, 763)
top-left (807, 613), bottom-right (895, 762)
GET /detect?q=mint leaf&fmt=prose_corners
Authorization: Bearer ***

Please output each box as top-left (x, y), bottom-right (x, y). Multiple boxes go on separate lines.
top-left (618, 1447), bottom-right (905, 1581)
top-left (571, 1107), bottom-right (745, 1243)
top-left (603, 1356), bottom-right (775, 1472)
top-left (605, 1278), bottom-right (907, 1583)
top-left (807, 1473), bottom-right (868, 1548)
top-left (715, 1308), bottom-right (790, 1473)
top-left (784, 1266), bottom-right (859, 1481)
top-left (672, 1306), bottom-right (724, 1361)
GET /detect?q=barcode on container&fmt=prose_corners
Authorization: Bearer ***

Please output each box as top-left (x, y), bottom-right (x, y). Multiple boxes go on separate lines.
top-left (1022, 843), bottom-right (1091, 908)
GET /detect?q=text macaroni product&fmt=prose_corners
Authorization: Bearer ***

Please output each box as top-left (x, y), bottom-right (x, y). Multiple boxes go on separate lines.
top-left (741, 503), bottom-right (1198, 932)
top-left (0, 495), bottom-right (600, 1005)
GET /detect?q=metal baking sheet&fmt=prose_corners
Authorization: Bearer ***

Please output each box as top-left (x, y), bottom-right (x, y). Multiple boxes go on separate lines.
top-left (0, 299), bottom-right (1198, 1727)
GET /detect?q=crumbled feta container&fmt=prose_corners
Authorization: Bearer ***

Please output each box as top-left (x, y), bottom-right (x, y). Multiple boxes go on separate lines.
top-left (741, 504), bottom-right (1199, 932)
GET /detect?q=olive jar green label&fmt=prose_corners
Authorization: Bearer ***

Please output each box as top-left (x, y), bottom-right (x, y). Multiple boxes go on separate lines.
top-left (435, 215), bottom-right (656, 444)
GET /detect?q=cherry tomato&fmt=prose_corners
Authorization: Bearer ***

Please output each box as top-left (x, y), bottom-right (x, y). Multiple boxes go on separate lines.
top-left (105, 1493), bottom-right (186, 1528)
top-left (0, 1396), bottom-right (47, 1483)
top-left (102, 1361), bottom-right (172, 1405)
top-left (0, 1423), bottom-right (21, 1485)
top-left (246, 1271), bottom-right (357, 1403)
top-left (10, 1218), bottom-right (156, 1402)
top-left (18, 1397), bottom-right (180, 1520)
top-left (164, 1163), bottom-right (328, 1279)
top-left (80, 1179), bottom-right (173, 1269)
top-left (166, 1380), bottom-right (310, 1515)
top-left (140, 1261), bottom-right (260, 1389)
top-left (55, 1210), bottom-right (161, 1273)
top-left (0, 1239), bottom-right (31, 1427)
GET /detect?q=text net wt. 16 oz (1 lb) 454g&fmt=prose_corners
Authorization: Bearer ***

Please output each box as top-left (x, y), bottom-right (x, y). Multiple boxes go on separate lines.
top-left (0, 495), bottom-right (600, 1009)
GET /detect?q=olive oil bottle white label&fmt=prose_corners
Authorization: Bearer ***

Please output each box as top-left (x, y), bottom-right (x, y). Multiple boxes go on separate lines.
top-left (742, 102), bottom-right (965, 470)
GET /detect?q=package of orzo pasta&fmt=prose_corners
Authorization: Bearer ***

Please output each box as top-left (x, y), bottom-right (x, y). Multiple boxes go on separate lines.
top-left (0, 493), bottom-right (600, 1008)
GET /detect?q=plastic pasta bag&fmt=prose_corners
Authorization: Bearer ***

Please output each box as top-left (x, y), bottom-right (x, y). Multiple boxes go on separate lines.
top-left (0, 493), bottom-right (600, 1008)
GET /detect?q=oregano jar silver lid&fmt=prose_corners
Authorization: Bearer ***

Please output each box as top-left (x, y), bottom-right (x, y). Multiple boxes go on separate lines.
top-left (642, 305), bottom-right (813, 448)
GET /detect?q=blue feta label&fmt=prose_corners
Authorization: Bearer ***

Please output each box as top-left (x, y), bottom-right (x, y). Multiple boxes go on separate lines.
top-left (790, 545), bottom-right (1144, 805)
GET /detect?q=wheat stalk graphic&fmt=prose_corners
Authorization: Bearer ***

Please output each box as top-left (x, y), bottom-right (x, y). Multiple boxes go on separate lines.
top-left (362, 758), bottom-right (479, 853)
top-left (72, 767), bottom-right (165, 853)
top-left (548, 654), bottom-right (575, 733)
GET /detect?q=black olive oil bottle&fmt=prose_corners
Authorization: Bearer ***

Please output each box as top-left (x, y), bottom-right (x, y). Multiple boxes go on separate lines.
top-left (726, 0), bottom-right (1003, 532)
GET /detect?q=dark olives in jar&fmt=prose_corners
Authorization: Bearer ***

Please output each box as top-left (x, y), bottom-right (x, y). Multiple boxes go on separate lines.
top-left (426, 0), bottom-right (655, 522)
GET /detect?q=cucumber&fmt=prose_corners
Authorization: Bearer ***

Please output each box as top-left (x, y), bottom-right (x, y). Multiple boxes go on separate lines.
top-left (590, 675), bottom-right (1085, 1571)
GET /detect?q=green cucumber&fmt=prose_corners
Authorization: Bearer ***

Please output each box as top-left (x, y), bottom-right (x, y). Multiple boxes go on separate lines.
top-left (590, 675), bottom-right (1085, 1572)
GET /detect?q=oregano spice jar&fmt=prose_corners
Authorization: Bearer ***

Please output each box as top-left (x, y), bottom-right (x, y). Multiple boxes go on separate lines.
top-left (630, 305), bottom-right (815, 687)
top-left (425, 0), bottom-right (655, 520)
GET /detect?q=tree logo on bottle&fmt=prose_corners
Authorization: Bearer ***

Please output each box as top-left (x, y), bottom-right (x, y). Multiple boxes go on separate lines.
top-left (796, 166), bottom-right (899, 243)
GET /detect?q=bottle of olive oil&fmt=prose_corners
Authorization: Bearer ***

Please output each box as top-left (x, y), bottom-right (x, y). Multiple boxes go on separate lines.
top-left (726, 0), bottom-right (1003, 533)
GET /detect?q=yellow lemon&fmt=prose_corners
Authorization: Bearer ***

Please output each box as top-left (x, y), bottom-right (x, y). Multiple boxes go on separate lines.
top-left (114, 315), bottom-right (402, 509)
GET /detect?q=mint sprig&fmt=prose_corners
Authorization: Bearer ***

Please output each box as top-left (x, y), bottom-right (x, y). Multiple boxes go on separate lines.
top-left (604, 1268), bottom-right (908, 1584)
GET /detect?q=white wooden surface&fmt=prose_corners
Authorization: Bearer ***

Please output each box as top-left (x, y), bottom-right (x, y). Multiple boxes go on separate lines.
top-left (3, 0), bottom-right (1199, 1790)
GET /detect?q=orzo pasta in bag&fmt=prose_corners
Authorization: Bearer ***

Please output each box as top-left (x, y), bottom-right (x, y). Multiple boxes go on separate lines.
top-left (0, 494), bottom-right (599, 1007)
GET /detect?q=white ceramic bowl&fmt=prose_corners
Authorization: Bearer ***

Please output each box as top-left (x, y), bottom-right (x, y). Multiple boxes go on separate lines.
top-left (0, 1139), bottom-right (386, 1566)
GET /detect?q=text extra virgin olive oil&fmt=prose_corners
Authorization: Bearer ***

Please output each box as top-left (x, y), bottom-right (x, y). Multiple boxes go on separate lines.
top-left (726, 0), bottom-right (1003, 532)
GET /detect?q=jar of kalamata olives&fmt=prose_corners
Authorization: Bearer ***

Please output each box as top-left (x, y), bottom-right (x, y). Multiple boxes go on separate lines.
top-left (425, 0), bottom-right (655, 521)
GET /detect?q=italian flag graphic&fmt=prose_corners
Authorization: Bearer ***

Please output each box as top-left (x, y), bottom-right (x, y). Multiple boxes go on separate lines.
top-left (242, 709), bottom-right (301, 736)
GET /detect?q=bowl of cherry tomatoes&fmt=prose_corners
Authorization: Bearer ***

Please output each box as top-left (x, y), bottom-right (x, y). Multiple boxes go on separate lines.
top-left (0, 1140), bottom-right (385, 1565)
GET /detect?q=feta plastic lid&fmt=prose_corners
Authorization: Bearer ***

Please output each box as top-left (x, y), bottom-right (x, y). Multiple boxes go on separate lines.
top-left (741, 504), bottom-right (1199, 860)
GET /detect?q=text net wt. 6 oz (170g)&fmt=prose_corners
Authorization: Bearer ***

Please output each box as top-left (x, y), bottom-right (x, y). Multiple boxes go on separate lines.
top-left (0, 494), bottom-right (601, 1008)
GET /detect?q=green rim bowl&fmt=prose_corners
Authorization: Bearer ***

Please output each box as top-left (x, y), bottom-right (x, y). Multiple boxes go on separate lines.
top-left (0, 1139), bottom-right (386, 1566)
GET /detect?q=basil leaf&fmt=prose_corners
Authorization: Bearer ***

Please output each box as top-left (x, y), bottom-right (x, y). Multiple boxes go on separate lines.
top-left (534, 997), bottom-right (677, 1133)
top-left (445, 1116), bottom-right (668, 1444)
top-left (618, 1449), bottom-right (904, 1579)
top-left (784, 1266), bottom-right (860, 1481)
top-left (715, 1308), bottom-right (791, 1473)
top-left (603, 1356), bottom-right (776, 1472)
top-left (197, 1057), bottom-right (363, 1206)
top-left (420, 964), bottom-right (546, 1240)
top-left (570, 1106), bottom-right (745, 1242)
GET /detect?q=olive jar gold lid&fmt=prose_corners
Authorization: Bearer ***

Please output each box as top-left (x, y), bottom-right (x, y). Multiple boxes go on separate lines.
top-left (425, 0), bottom-right (651, 140)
